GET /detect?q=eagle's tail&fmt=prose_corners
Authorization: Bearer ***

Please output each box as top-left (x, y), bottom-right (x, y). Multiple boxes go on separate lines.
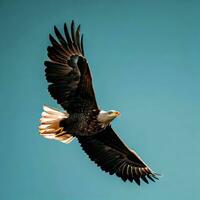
top-left (38, 105), bottom-right (74, 144)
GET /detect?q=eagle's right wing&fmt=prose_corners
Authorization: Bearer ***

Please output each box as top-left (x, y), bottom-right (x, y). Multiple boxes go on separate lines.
top-left (44, 21), bottom-right (98, 114)
top-left (78, 126), bottom-right (159, 185)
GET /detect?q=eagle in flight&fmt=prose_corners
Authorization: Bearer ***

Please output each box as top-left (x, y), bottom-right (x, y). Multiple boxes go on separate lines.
top-left (39, 21), bottom-right (159, 185)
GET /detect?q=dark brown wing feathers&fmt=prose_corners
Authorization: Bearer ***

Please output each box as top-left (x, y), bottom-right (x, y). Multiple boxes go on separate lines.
top-left (44, 21), bottom-right (159, 185)
top-left (78, 126), bottom-right (159, 185)
top-left (45, 21), bottom-right (96, 113)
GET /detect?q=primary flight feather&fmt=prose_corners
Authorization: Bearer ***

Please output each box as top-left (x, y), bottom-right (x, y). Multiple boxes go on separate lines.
top-left (39, 21), bottom-right (159, 185)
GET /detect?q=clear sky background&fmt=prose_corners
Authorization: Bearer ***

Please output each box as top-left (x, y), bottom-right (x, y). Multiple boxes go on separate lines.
top-left (1, 0), bottom-right (200, 199)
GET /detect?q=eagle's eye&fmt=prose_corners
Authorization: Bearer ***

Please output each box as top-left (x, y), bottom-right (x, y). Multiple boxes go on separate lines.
top-left (108, 111), bottom-right (113, 115)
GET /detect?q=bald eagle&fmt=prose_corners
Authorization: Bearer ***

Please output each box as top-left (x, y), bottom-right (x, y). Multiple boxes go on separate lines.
top-left (39, 21), bottom-right (159, 185)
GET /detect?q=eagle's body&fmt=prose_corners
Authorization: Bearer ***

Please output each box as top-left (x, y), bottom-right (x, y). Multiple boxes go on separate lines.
top-left (60, 108), bottom-right (103, 136)
top-left (39, 21), bottom-right (159, 185)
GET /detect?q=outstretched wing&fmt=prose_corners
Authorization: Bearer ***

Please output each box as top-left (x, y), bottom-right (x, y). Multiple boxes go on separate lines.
top-left (78, 126), bottom-right (159, 185)
top-left (44, 21), bottom-right (98, 114)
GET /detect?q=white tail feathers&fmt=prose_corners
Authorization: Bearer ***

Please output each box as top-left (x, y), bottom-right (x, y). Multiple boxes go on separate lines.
top-left (39, 105), bottom-right (74, 144)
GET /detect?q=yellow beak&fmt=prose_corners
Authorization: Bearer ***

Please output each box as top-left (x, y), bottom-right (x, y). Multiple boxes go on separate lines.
top-left (113, 111), bottom-right (120, 117)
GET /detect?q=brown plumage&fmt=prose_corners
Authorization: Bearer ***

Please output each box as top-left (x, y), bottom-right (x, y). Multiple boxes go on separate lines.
top-left (39, 20), bottom-right (159, 185)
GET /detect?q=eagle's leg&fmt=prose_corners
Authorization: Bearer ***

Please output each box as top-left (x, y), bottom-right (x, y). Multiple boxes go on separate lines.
top-left (60, 115), bottom-right (82, 136)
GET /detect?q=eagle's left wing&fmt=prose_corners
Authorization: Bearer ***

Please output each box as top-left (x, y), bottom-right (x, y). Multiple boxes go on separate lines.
top-left (44, 21), bottom-right (98, 114)
top-left (78, 126), bottom-right (159, 185)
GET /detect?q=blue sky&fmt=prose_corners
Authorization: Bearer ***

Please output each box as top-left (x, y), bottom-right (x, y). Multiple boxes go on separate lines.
top-left (0, 0), bottom-right (200, 199)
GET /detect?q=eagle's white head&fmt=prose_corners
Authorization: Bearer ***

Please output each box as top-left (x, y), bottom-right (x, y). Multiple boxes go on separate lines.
top-left (97, 110), bottom-right (120, 127)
